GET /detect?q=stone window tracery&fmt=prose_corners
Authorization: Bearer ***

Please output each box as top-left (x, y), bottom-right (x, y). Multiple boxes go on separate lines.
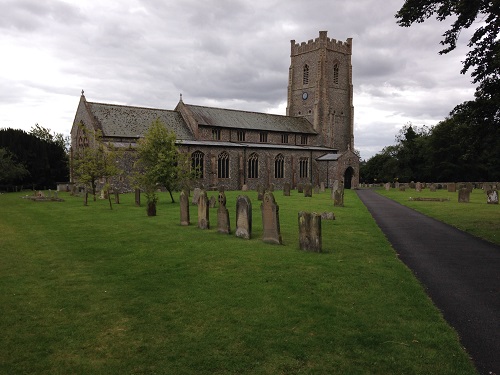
top-left (191, 151), bottom-right (204, 178)
top-left (275, 154), bottom-right (284, 179)
top-left (299, 157), bottom-right (309, 178)
top-left (248, 153), bottom-right (259, 179)
top-left (217, 151), bottom-right (229, 179)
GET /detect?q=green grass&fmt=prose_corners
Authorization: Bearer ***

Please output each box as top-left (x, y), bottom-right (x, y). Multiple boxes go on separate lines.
top-left (0, 189), bottom-right (477, 374)
top-left (377, 187), bottom-right (500, 246)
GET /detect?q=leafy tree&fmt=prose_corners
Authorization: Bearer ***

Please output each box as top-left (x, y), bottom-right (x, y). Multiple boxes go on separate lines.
top-left (72, 127), bottom-right (122, 203)
top-left (134, 119), bottom-right (193, 214)
top-left (0, 147), bottom-right (29, 185)
top-left (30, 124), bottom-right (70, 152)
top-left (395, 0), bottom-right (500, 123)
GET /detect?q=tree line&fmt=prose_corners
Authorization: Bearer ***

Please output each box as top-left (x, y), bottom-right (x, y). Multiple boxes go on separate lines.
top-left (0, 125), bottom-right (69, 191)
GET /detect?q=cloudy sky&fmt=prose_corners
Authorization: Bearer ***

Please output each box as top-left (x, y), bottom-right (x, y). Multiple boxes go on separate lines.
top-left (0, 0), bottom-right (476, 160)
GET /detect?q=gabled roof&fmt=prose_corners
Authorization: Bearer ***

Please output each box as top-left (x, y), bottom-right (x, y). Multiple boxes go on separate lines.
top-left (184, 104), bottom-right (317, 134)
top-left (87, 102), bottom-right (195, 140)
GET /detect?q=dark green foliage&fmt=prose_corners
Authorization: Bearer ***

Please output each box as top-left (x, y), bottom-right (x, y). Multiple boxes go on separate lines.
top-left (0, 128), bottom-right (68, 190)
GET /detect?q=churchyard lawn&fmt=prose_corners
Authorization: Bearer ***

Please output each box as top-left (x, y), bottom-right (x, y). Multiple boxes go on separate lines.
top-left (0, 190), bottom-right (477, 374)
top-left (378, 187), bottom-right (499, 246)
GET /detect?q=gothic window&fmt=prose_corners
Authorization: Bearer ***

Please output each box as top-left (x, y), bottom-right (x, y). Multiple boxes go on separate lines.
top-left (212, 128), bottom-right (221, 140)
top-left (299, 157), bottom-right (309, 178)
top-left (281, 134), bottom-right (289, 144)
top-left (78, 136), bottom-right (83, 148)
top-left (83, 137), bottom-right (89, 147)
top-left (191, 151), bottom-right (204, 178)
top-left (259, 132), bottom-right (268, 143)
top-left (274, 154), bottom-right (284, 179)
top-left (303, 64), bottom-right (309, 85)
top-left (300, 135), bottom-right (308, 145)
top-left (248, 153), bottom-right (259, 179)
top-left (237, 130), bottom-right (245, 142)
top-left (217, 151), bottom-right (229, 179)
top-left (333, 63), bottom-right (339, 84)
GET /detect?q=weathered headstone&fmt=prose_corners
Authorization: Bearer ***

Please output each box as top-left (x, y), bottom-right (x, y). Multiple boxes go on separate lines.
top-left (321, 212), bottom-right (335, 220)
top-left (486, 190), bottom-right (498, 204)
top-left (209, 195), bottom-right (217, 208)
top-left (257, 184), bottom-right (265, 201)
top-left (197, 191), bottom-right (209, 229)
top-left (217, 191), bottom-right (230, 233)
top-left (465, 182), bottom-right (473, 193)
top-left (448, 183), bottom-right (456, 193)
top-left (409, 181), bottom-right (416, 189)
top-left (298, 211), bottom-right (322, 252)
top-left (320, 182), bottom-right (325, 192)
top-left (192, 188), bottom-right (201, 205)
top-left (304, 183), bottom-right (312, 197)
top-left (384, 182), bottom-right (391, 191)
top-left (241, 184), bottom-right (248, 191)
top-left (260, 192), bottom-right (282, 245)
top-left (235, 195), bottom-right (252, 239)
top-left (313, 185), bottom-right (320, 195)
top-left (283, 182), bottom-right (291, 196)
top-left (180, 190), bottom-right (190, 226)
top-left (458, 187), bottom-right (470, 203)
top-left (297, 183), bottom-right (304, 193)
top-left (399, 186), bottom-right (406, 192)
top-left (333, 182), bottom-right (344, 207)
top-left (429, 184), bottom-right (436, 192)
top-left (415, 182), bottom-right (422, 192)
top-left (395, 182), bottom-right (400, 189)
top-left (135, 188), bottom-right (141, 206)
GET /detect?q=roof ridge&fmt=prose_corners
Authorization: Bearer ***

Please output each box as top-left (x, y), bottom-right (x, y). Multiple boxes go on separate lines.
top-left (185, 103), bottom-right (300, 120)
top-left (87, 101), bottom-right (177, 113)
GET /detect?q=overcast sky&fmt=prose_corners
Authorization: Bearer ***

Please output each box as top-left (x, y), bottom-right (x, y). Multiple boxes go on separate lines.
top-left (0, 0), bottom-right (476, 160)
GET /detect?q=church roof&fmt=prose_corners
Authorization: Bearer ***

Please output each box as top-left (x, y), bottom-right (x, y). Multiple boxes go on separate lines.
top-left (184, 104), bottom-right (317, 134)
top-left (87, 102), bottom-right (195, 140)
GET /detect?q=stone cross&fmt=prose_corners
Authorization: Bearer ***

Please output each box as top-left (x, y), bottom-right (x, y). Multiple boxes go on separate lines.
top-left (197, 190), bottom-right (209, 229)
top-left (260, 192), bottom-right (282, 245)
top-left (298, 211), bottom-right (322, 252)
top-left (217, 191), bottom-right (230, 234)
top-left (180, 190), bottom-right (190, 226)
top-left (235, 195), bottom-right (252, 239)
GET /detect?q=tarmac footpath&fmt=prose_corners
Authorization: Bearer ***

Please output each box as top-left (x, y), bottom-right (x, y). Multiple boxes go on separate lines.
top-left (356, 189), bottom-right (500, 375)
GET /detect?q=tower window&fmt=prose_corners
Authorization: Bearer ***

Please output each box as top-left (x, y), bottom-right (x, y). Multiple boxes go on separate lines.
top-left (191, 151), bottom-right (204, 178)
top-left (275, 154), bottom-right (284, 179)
top-left (212, 128), bottom-right (221, 140)
top-left (259, 132), bottom-right (268, 143)
top-left (333, 64), bottom-right (339, 84)
top-left (299, 157), bottom-right (309, 178)
top-left (303, 64), bottom-right (309, 85)
top-left (217, 151), bottom-right (229, 179)
top-left (248, 153), bottom-right (259, 179)
top-left (237, 130), bottom-right (245, 141)
top-left (281, 134), bottom-right (289, 144)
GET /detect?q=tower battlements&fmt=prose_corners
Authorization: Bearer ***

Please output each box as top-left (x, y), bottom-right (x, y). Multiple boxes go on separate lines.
top-left (290, 31), bottom-right (352, 56)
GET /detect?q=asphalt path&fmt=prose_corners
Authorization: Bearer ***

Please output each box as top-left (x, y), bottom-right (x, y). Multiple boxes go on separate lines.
top-left (356, 189), bottom-right (500, 375)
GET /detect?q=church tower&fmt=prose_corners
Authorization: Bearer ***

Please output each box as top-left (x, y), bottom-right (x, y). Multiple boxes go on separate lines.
top-left (286, 31), bottom-right (354, 152)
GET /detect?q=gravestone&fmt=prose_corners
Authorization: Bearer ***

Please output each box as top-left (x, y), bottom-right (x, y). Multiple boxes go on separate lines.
top-left (260, 192), bottom-right (282, 244)
top-left (333, 182), bottom-right (344, 207)
top-left (235, 195), bottom-right (252, 239)
top-left (399, 186), bottom-right (406, 192)
top-left (448, 183), bottom-right (456, 193)
top-left (297, 183), bottom-right (304, 193)
top-left (415, 182), bottom-right (422, 192)
top-left (192, 188), bottom-right (201, 205)
top-left (257, 184), bottom-right (265, 201)
top-left (486, 190), bottom-right (498, 204)
top-left (197, 191), bottom-right (209, 229)
top-left (283, 183), bottom-right (291, 196)
top-left (395, 182), bottom-right (400, 189)
top-left (483, 183), bottom-right (492, 192)
top-left (217, 191), bottom-right (230, 233)
top-left (314, 185), bottom-right (320, 195)
top-left (298, 211), bottom-right (322, 252)
top-left (135, 188), bottom-right (141, 206)
top-left (268, 183), bottom-right (275, 192)
top-left (180, 190), bottom-right (190, 226)
top-left (332, 180), bottom-right (340, 193)
top-left (465, 182), bottom-right (473, 193)
top-left (320, 182), bottom-right (325, 192)
top-left (304, 183), bottom-right (312, 197)
top-left (409, 181), bottom-right (416, 189)
top-left (385, 182), bottom-right (391, 191)
top-left (321, 212), bottom-right (335, 220)
top-left (429, 184), bottom-right (436, 192)
top-left (241, 184), bottom-right (248, 191)
top-left (209, 195), bottom-right (217, 208)
top-left (458, 188), bottom-right (470, 203)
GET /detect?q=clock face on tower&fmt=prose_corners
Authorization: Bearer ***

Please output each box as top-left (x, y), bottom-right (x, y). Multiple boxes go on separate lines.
top-left (302, 92), bottom-right (308, 100)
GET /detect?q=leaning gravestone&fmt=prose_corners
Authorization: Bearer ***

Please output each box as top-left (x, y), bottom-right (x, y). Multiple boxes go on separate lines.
top-left (197, 191), bottom-right (209, 229)
top-left (217, 191), bottom-right (230, 234)
top-left (297, 183), bottom-right (304, 193)
top-left (486, 190), bottom-right (498, 204)
top-left (235, 195), bottom-right (252, 239)
top-left (304, 183), bottom-right (312, 197)
top-left (192, 188), bottom-right (201, 205)
top-left (333, 182), bottom-right (344, 207)
top-left (260, 192), bottom-right (282, 245)
top-left (298, 211), bottom-right (322, 252)
top-left (283, 182), bottom-right (291, 196)
top-left (458, 187), bottom-right (470, 203)
top-left (180, 190), bottom-right (190, 226)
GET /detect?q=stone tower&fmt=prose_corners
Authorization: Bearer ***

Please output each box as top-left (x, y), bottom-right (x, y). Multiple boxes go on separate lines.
top-left (286, 31), bottom-right (354, 152)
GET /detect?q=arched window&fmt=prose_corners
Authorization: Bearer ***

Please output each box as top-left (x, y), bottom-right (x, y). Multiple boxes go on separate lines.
top-left (299, 157), bottom-right (309, 178)
top-left (274, 154), bottom-right (284, 179)
top-left (191, 151), bottom-right (204, 178)
top-left (303, 64), bottom-right (309, 85)
top-left (248, 153), bottom-right (259, 179)
top-left (217, 151), bottom-right (229, 179)
top-left (333, 63), bottom-right (339, 84)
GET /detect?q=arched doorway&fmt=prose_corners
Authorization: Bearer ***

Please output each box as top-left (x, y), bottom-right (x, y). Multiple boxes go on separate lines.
top-left (344, 167), bottom-right (354, 189)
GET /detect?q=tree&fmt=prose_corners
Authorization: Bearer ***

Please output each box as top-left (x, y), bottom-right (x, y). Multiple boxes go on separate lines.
top-left (72, 127), bottom-right (122, 203)
top-left (30, 124), bottom-right (70, 152)
top-left (134, 119), bottom-right (193, 214)
top-left (0, 147), bottom-right (29, 185)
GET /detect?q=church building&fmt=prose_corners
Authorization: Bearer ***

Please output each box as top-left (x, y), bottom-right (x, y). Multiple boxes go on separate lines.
top-left (71, 31), bottom-right (359, 191)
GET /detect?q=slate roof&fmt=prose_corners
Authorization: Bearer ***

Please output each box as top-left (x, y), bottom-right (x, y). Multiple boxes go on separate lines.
top-left (185, 104), bottom-right (317, 134)
top-left (316, 153), bottom-right (341, 161)
top-left (87, 102), bottom-right (195, 140)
